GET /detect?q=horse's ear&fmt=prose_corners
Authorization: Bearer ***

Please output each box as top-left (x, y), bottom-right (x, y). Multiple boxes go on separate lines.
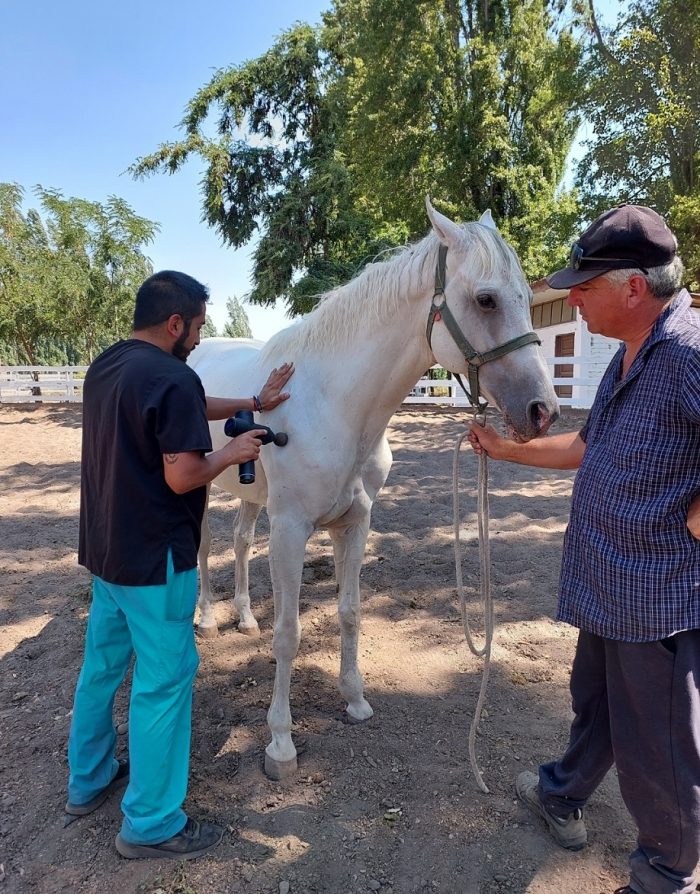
top-left (425, 195), bottom-right (464, 247)
top-left (478, 209), bottom-right (497, 231)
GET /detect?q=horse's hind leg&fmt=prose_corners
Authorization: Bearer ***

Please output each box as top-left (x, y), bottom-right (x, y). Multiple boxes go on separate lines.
top-left (329, 517), bottom-right (373, 722)
top-left (233, 500), bottom-right (262, 635)
top-left (197, 486), bottom-right (218, 637)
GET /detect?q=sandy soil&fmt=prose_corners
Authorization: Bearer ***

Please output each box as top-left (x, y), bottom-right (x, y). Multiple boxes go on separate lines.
top-left (0, 403), bottom-right (636, 894)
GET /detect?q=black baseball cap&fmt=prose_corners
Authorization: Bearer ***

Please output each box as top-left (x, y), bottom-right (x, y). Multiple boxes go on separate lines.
top-left (546, 205), bottom-right (677, 289)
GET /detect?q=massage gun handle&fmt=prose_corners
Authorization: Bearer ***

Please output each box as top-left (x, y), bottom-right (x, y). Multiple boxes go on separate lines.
top-left (226, 411), bottom-right (288, 485)
top-left (232, 410), bottom-right (257, 485)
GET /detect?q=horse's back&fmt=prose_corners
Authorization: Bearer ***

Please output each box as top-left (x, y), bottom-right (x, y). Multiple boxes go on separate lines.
top-left (189, 337), bottom-right (264, 396)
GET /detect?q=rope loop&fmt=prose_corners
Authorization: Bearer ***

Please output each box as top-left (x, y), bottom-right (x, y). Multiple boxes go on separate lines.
top-left (453, 415), bottom-right (494, 794)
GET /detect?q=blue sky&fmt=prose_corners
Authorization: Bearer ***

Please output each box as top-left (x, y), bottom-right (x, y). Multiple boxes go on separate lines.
top-left (1, 0), bottom-right (329, 339)
top-left (3, 1), bottom-right (623, 340)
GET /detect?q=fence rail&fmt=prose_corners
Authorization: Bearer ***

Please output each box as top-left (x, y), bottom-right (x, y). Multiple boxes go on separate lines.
top-left (1, 360), bottom-right (600, 408)
top-left (0, 366), bottom-right (88, 403)
top-left (406, 359), bottom-right (599, 408)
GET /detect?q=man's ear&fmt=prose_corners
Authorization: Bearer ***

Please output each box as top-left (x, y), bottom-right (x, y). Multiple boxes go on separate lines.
top-left (625, 273), bottom-right (649, 309)
top-left (164, 314), bottom-right (184, 338)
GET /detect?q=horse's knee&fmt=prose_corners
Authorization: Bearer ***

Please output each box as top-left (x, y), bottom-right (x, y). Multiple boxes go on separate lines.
top-left (338, 600), bottom-right (360, 635)
top-left (272, 621), bottom-right (301, 660)
top-left (234, 530), bottom-right (254, 555)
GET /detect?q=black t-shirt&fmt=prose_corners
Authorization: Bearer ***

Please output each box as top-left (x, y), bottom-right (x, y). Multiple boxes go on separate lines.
top-left (78, 339), bottom-right (213, 586)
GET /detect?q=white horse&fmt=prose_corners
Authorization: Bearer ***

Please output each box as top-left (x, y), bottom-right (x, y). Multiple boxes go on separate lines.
top-left (190, 199), bottom-right (558, 779)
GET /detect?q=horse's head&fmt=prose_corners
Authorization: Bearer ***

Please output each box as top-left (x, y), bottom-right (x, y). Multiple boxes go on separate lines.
top-left (424, 198), bottom-right (559, 441)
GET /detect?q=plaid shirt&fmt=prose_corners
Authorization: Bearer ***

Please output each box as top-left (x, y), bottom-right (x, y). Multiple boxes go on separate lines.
top-left (558, 289), bottom-right (700, 641)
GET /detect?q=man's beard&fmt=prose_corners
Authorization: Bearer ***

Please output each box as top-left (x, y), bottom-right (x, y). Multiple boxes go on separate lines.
top-left (173, 326), bottom-right (191, 361)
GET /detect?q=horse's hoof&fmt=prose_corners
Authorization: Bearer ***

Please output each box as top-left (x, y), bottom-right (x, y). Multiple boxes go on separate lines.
top-left (346, 700), bottom-right (374, 723)
top-left (237, 621), bottom-right (260, 637)
top-left (197, 624), bottom-right (219, 639)
top-left (264, 752), bottom-right (298, 780)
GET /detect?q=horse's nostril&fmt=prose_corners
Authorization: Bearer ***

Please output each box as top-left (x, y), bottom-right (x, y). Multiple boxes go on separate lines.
top-left (529, 401), bottom-right (553, 434)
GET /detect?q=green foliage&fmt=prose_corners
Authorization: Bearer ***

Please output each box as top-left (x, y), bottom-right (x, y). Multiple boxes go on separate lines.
top-left (330, 0), bottom-right (582, 276)
top-left (222, 295), bottom-right (253, 337)
top-left (200, 316), bottom-right (218, 338)
top-left (132, 2), bottom-right (582, 312)
top-left (574, 0), bottom-right (700, 286)
top-left (0, 183), bottom-right (158, 365)
top-left (669, 194), bottom-right (700, 292)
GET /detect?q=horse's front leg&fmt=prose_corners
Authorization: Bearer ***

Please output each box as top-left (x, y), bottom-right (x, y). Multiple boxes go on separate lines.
top-left (329, 513), bottom-right (373, 722)
top-left (233, 500), bottom-right (262, 635)
top-left (197, 486), bottom-right (218, 637)
top-left (264, 513), bottom-right (313, 780)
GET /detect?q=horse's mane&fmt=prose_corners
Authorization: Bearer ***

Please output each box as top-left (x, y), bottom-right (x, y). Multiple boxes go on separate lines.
top-left (259, 221), bottom-right (522, 361)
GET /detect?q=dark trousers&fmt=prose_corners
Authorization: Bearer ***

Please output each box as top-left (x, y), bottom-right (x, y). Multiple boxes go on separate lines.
top-left (538, 629), bottom-right (700, 894)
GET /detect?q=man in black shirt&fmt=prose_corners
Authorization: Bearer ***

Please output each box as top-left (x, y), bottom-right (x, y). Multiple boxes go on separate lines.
top-left (65, 270), bottom-right (293, 860)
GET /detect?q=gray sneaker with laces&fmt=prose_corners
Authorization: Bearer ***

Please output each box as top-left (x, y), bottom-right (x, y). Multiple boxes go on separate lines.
top-left (515, 770), bottom-right (587, 851)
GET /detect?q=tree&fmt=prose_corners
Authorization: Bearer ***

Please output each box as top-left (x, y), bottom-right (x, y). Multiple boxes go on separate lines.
top-left (574, 0), bottom-right (700, 287)
top-left (131, 25), bottom-right (370, 316)
top-left (200, 316), bottom-right (218, 338)
top-left (222, 296), bottom-right (253, 338)
top-left (0, 184), bottom-right (158, 364)
top-left (328, 0), bottom-right (582, 275)
top-left (37, 188), bottom-right (158, 361)
top-left (131, 2), bottom-right (582, 314)
top-left (0, 183), bottom-right (70, 366)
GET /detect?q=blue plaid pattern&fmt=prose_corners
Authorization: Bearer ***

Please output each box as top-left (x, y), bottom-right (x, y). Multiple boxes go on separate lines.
top-left (558, 290), bottom-right (700, 641)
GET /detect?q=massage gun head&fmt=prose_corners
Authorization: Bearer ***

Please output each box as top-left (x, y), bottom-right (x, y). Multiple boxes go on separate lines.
top-left (224, 416), bottom-right (288, 447)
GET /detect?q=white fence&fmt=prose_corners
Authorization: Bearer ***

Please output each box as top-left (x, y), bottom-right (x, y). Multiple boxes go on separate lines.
top-left (0, 360), bottom-right (600, 408)
top-left (0, 366), bottom-right (88, 403)
top-left (406, 359), bottom-right (599, 409)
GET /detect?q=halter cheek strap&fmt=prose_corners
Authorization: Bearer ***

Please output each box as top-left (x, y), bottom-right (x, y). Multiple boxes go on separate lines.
top-left (426, 243), bottom-right (541, 412)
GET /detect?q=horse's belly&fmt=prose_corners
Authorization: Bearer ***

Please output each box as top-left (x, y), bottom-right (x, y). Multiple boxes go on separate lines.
top-left (212, 463), bottom-right (267, 505)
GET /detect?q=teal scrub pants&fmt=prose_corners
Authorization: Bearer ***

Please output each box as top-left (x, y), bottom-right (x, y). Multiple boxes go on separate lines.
top-left (67, 553), bottom-right (199, 844)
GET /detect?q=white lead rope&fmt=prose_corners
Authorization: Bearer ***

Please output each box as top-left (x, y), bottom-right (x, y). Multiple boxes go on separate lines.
top-left (452, 418), bottom-right (493, 794)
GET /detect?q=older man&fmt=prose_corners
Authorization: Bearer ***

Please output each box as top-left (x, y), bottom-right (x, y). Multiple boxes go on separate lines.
top-left (468, 206), bottom-right (700, 894)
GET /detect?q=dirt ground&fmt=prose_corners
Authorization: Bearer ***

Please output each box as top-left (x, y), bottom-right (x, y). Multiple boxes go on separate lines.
top-left (0, 403), bottom-right (638, 894)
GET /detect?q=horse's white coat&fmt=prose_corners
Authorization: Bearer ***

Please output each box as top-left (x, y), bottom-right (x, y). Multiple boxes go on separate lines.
top-left (189, 202), bottom-right (558, 777)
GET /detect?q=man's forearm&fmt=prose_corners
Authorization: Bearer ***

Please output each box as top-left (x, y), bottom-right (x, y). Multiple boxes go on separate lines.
top-left (205, 396), bottom-right (255, 420)
top-left (494, 431), bottom-right (586, 469)
top-left (469, 423), bottom-right (586, 470)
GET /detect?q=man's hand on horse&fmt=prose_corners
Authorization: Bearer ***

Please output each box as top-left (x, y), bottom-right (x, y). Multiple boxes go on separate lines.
top-left (259, 362), bottom-right (294, 411)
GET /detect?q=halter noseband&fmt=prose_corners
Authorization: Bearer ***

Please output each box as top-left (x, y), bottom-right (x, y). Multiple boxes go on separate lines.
top-left (426, 243), bottom-right (541, 413)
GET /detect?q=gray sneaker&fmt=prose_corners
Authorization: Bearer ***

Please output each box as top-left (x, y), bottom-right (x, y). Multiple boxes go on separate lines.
top-left (115, 817), bottom-right (224, 860)
top-left (515, 770), bottom-right (587, 851)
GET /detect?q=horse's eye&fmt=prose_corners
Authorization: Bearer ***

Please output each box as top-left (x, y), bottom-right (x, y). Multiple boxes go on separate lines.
top-left (476, 292), bottom-right (497, 310)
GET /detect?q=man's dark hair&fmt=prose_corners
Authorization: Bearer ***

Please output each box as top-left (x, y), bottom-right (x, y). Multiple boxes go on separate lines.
top-left (133, 271), bottom-right (209, 330)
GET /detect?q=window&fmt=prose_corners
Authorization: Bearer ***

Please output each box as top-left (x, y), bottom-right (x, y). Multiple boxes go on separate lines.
top-left (554, 332), bottom-right (575, 399)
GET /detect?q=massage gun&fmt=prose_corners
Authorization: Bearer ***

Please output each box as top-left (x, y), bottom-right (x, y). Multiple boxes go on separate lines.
top-left (224, 409), bottom-right (288, 485)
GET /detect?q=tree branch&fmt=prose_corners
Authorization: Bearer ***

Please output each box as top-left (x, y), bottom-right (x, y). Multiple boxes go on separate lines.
top-left (586, 0), bottom-right (619, 65)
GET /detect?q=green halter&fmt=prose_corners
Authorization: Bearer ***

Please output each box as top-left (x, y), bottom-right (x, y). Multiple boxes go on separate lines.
top-left (426, 243), bottom-right (541, 413)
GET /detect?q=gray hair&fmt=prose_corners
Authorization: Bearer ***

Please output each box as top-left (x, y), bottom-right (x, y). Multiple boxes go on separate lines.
top-left (604, 255), bottom-right (684, 301)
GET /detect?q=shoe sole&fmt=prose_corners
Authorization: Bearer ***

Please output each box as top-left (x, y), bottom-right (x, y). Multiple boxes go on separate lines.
top-left (115, 829), bottom-right (224, 860)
